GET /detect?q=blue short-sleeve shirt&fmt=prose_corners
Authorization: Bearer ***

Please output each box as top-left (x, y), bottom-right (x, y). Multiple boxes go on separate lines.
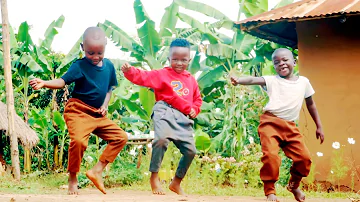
top-left (61, 58), bottom-right (118, 108)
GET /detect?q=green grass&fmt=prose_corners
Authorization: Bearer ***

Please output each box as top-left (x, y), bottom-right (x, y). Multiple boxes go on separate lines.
top-left (1, 172), bottom-right (358, 200)
top-left (121, 178), bottom-right (360, 200)
top-left (0, 172), bottom-right (67, 194)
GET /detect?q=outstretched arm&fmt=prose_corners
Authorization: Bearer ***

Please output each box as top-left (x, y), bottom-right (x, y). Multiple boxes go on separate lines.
top-left (306, 96), bottom-right (325, 144)
top-left (122, 62), bottom-right (159, 89)
top-left (230, 76), bottom-right (266, 86)
top-left (29, 78), bottom-right (65, 90)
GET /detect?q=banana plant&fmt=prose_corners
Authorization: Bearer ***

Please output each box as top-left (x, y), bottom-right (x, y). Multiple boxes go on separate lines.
top-left (99, 0), bottom-right (230, 123)
top-left (35, 36), bottom-right (81, 170)
top-left (98, 0), bottom-right (294, 156)
top-left (32, 16), bottom-right (83, 170)
top-left (1, 15), bottom-right (82, 172)
top-left (28, 107), bottom-right (56, 170)
top-left (4, 21), bottom-right (44, 172)
top-left (174, 0), bottom-right (294, 156)
top-left (98, 0), bottom-right (182, 122)
top-left (52, 111), bottom-right (68, 170)
top-left (37, 29), bottom-right (82, 170)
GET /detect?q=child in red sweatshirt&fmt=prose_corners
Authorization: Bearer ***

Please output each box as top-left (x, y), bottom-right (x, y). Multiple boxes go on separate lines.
top-left (121, 38), bottom-right (202, 195)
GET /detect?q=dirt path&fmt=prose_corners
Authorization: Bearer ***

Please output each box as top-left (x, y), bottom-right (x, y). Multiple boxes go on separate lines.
top-left (0, 189), bottom-right (354, 202)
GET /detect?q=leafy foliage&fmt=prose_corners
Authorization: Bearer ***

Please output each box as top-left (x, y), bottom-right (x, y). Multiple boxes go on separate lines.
top-left (0, 0), bottom-right (300, 190)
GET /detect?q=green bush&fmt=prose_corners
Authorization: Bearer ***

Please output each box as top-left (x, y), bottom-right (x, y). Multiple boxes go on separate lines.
top-left (104, 156), bottom-right (143, 187)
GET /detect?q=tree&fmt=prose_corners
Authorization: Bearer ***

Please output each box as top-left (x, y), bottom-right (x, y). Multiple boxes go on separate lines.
top-left (1, 0), bottom-right (21, 180)
top-left (0, 16), bottom-right (82, 171)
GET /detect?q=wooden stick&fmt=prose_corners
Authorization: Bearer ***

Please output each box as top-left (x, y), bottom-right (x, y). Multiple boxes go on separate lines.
top-left (1, 0), bottom-right (21, 180)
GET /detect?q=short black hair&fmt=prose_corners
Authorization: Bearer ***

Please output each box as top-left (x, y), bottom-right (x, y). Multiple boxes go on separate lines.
top-left (170, 38), bottom-right (190, 48)
top-left (272, 48), bottom-right (294, 59)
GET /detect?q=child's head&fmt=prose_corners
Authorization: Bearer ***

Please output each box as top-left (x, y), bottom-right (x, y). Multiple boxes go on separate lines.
top-left (81, 27), bottom-right (107, 66)
top-left (168, 38), bottom-right (191, 74)
top-left (272, 48), bottom-right (296, 78)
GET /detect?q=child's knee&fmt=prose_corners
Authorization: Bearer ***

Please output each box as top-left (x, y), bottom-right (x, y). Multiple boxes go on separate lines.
top-left (300, 151), bottom-right (312, 165)
top-left (116, 130), bottom-right (128, 143)
top-left (153, 137), bottom-right (169, 148)
top-left (186, 147), bottom-right (196, 158)
top-left (302, 155), bottom-right (312, 170)
top-left (293, 155), bottom-right (312, 176)
top-left (262, 151), bottom-right (281, 164)
top-left (71, 136), bottom-right (88, 149)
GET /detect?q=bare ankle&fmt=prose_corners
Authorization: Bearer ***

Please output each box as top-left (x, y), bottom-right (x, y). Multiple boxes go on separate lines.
top-left (169, 177), bottom-right (185, 195)
top-left (69, 171), bottom-right (77, 176)
top-left (172, 176), bottom-right (182, 183)
top-left (150, 172), bottom-right (159, 179)
top-left (266, 194), bottom-right (278, 201)
top-left (92, 161), bottom-right (108, 173)
top-left (69, 172), bottom-right (77, 180)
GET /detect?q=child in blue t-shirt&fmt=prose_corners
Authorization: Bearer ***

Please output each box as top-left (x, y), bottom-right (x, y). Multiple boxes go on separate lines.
top-left (30, 27), bottom-right (128, 195)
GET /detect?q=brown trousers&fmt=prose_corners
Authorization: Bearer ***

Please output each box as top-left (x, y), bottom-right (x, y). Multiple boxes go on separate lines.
top-left (64, 98), bottom-right (128, 173)
top-left (258, 112), bottom-right (311, 196)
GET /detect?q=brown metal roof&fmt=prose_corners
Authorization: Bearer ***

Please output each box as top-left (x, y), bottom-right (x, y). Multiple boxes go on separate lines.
top-left (235, 0), bottom-right (360, 47)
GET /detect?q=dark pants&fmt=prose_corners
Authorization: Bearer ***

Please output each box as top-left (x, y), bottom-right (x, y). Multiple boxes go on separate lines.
top-left (149, 101), bottom-right (196, 178)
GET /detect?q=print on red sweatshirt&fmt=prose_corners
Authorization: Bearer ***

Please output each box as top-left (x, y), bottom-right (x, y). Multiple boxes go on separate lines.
top-left (123, 66), bottom-right (202, 116)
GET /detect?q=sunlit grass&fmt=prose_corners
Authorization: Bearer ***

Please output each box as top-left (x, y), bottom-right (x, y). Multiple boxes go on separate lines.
top-left (1, 172), bottom-right (359, 200)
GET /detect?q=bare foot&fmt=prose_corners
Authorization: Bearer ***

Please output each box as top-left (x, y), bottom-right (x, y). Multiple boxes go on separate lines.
top-left (86, 169), bottom-right (106, 194)
top-left (266, 194), bottom-right (279, 201)
top-left (287, 186), bottom-right (305, 202)
top-left (68, 172), bottom-right (78, 195)
top-left (169, 176), bottom-right (185, 195)
top-left (150, 172), bottom-right (165, 195)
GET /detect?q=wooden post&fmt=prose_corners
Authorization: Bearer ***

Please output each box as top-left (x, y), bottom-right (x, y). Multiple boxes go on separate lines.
top-left (1, 0), bottom-right (21, 180)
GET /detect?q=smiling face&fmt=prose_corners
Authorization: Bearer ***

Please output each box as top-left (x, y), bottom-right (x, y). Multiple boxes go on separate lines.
top-left (168, 46), bottom-right (191, 74)
top-left (272, 48), bottom-right (296, 79)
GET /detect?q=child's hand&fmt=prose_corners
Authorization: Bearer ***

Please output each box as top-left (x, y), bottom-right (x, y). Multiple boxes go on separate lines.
top-left (230, 76), bottom-right (239, 86)
top-left (99, 106), bottom-right (108, 116)
top-left (316, 127), bottom-right (325, 144)
top-left (189, 108), bottom-right (196, 119)
top-left (29, 78), bottom-right (45, 90)
top-left (121, 62), bottom-right (132, 73)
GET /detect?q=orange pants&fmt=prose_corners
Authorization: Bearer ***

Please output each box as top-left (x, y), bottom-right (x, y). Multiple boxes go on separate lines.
top-left (258, 112), bottom-right (311, 196)
top-left (64, 98), bottom-right (128, 173)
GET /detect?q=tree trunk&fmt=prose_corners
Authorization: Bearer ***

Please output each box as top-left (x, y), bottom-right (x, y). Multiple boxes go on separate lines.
top-left (51, 89), bottom-right (58, 111)
top-left (51, 89), bottom-right (59, 169)
top-left (58, 86), bottom-right (69, 169)
top-left (45, 131), bottom-right (50, 170)
top-left (23, 85), bottom-right (31, 173)
top-left (53, 137), bottom-right (59, 169)
top-left (63, 85), bottom-right (69, 104)
top-left (1, 0), bottom-right (21, 180)
top-left (59, 137), bottom-right (65, 169)
top-left (24, 147), bottom-right (31, 172)
top-left (0, 130), bottom-right (5, 166)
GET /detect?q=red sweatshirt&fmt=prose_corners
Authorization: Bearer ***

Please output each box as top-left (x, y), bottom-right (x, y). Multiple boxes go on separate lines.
top-left (123, 66), bottom-right (202, 116)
